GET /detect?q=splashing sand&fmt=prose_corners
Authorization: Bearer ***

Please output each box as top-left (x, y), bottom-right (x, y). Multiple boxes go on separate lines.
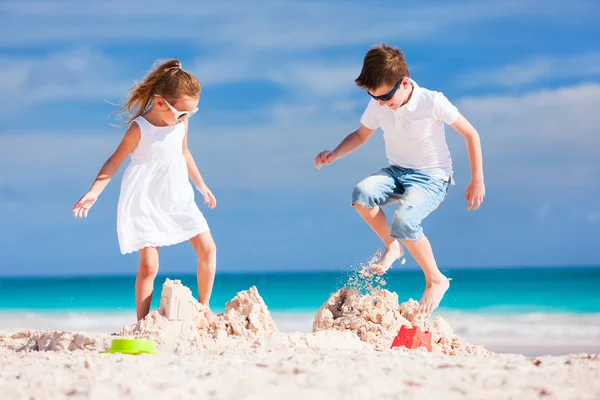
top-left (342, 251), bottom-right (389, 294)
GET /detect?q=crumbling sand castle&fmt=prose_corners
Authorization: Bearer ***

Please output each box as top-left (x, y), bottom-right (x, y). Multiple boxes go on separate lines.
top-left (1, 279), bottom-right (488, 356)
top-left (313, 287), bottom-right (489, 355)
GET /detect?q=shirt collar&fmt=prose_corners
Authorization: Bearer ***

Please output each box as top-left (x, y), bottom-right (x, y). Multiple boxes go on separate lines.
top-left (401, 78), bottom-right (420, 113)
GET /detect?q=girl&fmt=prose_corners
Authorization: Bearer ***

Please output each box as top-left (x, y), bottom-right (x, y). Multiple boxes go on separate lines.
top-left (72, 59), bottom-right (217, 321)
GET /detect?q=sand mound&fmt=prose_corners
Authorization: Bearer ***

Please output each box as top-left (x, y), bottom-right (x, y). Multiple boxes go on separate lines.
top-left (118, 279), bottom-right (209, 352)
top-left (214, 285), bottom-right (279, 338)
top-left (118, 279), bottom-right (277, 352)
top-left (313, 287), bottom-right (489, 356)
top-left (1, 329), bottom-right (111, 352)
top-left (312, 287), bottom-right (407, 349)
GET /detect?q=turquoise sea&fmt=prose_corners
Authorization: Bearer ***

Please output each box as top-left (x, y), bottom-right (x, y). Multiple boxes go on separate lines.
top-left (1, 267), bottom-right (599, 356)
top-left (1, 267), bottom-right (598, 313)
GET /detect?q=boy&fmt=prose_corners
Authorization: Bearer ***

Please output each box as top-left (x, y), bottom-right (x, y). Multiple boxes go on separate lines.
top-left (314, 43), bottom-right (485, 314)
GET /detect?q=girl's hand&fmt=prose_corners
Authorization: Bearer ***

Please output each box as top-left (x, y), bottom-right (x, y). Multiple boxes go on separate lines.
top-left (465, 179), bottom-right (485, 211)
top-left (73, 191), bottom-right (99, 218)
top-left (197, 185), bottom-right (217, 209)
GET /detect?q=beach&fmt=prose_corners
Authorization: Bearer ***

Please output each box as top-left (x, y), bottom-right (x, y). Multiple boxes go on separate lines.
top-left (1, 338), bottom-right (598, 400)
top-left (1, 276), bottom-right (599, 400)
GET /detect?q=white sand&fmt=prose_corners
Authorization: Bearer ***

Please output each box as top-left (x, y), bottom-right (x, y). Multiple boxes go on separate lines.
top-left (1, 278), bottom-right (598, 400)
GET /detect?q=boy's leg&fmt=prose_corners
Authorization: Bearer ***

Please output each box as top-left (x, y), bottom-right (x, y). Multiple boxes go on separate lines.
top-left (391, 174), bottom-right (450, 313)
top-left (136, 246), bottom-right (160, 321)
top-left (351, 169), bottom-right (405, 271)
top-left (401, 237), bottom-right (449, 314)
top-left (354, 205), bottom-right (404, 269)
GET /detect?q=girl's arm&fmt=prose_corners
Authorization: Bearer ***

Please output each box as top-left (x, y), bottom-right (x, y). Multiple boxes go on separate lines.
top-left (182, 121), bottom-right (216, 208)
top-left (89, 123), bottom-right (141, 195)
top-left (73, 123), bottom-right (140, 218)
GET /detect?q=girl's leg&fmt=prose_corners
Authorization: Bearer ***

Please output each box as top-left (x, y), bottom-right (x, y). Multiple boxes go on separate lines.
top-left (135, 246), bottom-right (159, 321)
top-left (189, 231), bottom-right (217, 307)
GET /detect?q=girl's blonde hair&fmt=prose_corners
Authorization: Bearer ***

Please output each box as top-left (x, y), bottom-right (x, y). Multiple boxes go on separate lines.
top-left (117, 59), bottom-right (201, 123)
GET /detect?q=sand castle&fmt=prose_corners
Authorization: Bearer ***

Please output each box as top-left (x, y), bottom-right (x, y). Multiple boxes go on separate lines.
top-left (1, 278), bottom-right (487, 356)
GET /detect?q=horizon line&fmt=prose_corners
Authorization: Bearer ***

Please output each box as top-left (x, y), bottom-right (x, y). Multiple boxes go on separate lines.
top-left (1, 264), bottom-right (599, 280)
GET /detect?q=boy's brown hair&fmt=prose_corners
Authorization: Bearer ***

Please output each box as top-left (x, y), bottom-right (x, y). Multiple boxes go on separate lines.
top-left (355, 43), bottom-right (410, 91)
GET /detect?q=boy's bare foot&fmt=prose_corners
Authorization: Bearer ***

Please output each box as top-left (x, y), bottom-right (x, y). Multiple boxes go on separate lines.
top-left (418, 276), bottom-right (450, 314)
top-left (370, 241), bottom-right (406, 275)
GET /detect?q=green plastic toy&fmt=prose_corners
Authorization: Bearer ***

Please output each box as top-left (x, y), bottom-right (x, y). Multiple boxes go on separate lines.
top-left (102, 338), bottom-right (158, 355)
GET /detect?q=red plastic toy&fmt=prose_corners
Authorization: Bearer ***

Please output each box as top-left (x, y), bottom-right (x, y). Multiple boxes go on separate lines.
top-left (390, 325), bottom-right (432, 352)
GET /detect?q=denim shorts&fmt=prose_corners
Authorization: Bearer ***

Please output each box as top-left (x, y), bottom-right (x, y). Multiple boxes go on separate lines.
top-left (350, 166), bottom-right (449, 241)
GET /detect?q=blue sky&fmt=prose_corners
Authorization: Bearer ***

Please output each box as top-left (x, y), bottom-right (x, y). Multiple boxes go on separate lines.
top-left (0, 0), bottom-right (599, 276)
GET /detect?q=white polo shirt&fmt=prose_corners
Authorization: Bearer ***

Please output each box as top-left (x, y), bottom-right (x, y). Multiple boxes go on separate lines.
top-left (360, 79), bottom-right (459, 183)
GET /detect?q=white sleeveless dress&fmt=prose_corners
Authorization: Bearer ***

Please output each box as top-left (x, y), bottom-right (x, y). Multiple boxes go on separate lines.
top-left (116, 116), bottom-right (210, 254)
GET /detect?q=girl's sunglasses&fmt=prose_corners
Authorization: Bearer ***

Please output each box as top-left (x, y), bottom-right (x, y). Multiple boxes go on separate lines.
top-left (368, 80), bottom-right (402, 102)
top-left (155, 95), bottom-right (198, 121)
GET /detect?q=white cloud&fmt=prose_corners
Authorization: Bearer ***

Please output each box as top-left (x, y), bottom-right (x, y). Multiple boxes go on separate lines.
top-left (1, 1), bottom-right (597, 48)
top-left (458, 83), bottom-right (600, 150)
top-left (2, 0), bottom-right (598, 120)
top-left (189, 49), bottom-right (361, 93)
top-left (190, 50), bottom-right (258, 86)
top-left (267, 63), bottom-right (361, 96)
top-left (0, 47), bottom-right (129, 113)
top-left (537, 202), bottom-right (551, 219)
top-left (460, 53), bottom-right (600, 89)
top-left (1, 1), bottom-right (599, 197)
top-left (445, 83), bottom-right (600, 188)
top-left (0, 109), bottom-right (389, 199)
top-left (0, 1), bottom-right (420, 47)
top-left (568, 209), bottom-right (600, 224)
top-left (0, 45), bottom-right (366, 119)
top-left (3, 83), bottom-right (599, 195)
top-left (0, 131), bottom-right (122, 185)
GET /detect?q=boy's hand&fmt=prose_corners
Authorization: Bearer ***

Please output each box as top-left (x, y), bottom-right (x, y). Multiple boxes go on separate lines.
top-left (465, 179), bottom-right (485, 211)
top-left (314, 151), bottom-right (335, 169)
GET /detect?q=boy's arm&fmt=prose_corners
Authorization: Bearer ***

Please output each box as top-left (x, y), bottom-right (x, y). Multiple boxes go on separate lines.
top-left (451, 114), bottom-right (485, 211)
top-left (314, 125), bottom-right (375, 169)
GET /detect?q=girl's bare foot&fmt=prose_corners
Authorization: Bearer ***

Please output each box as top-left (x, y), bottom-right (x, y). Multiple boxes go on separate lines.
top-left (418, 276), bottom-right (450, 314)
top-left (205, 308), bottom-right (218, 322)
top-left (370, 241), bottom-right (406, 275)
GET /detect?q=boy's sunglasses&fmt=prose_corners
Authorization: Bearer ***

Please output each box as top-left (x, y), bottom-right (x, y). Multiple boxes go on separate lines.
top-left (155, 95), bottom-right (198, 121)
top-left (368, 80), bottom-right (402, 102)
